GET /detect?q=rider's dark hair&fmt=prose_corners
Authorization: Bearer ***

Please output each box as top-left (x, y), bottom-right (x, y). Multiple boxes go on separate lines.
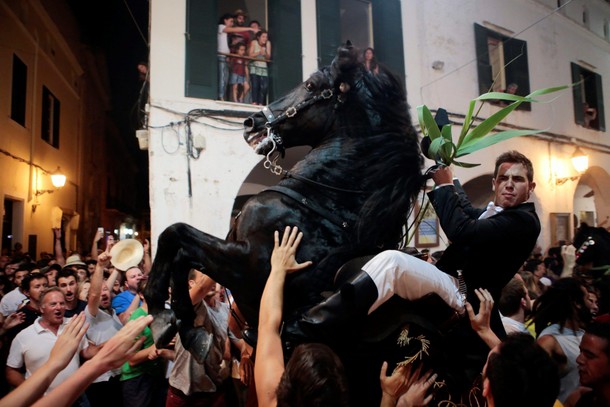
top-left (494, 150), bottom-right (534, 182)
top-left (276, 343), bottom-right (349, 407)
top-left (486, 333), bottom-right (559, 407)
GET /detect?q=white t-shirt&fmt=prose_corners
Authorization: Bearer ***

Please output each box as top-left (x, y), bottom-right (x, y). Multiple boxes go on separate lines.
top-left (7, 317), bottom-right (88, 393)
top-left (0, 287), bottom-right (27, 316)
top-left (85, 306), bottom-right (123, 382)
top-left (217, 24), bottom-right (229, 54)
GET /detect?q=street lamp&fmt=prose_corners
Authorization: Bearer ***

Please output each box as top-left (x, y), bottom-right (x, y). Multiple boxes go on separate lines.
top-left (34, 167), bottom-right (66, 197)
top-left (555, 148), bottom-right (589, 185)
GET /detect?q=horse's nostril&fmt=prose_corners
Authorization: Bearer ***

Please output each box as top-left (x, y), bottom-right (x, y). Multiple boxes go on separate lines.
top-left (244, 117), bottom-right (254, 131)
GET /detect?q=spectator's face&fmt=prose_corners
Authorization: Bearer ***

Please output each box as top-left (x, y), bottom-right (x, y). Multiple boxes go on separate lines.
top-left (492, 163), bottom-right (534, 208)
top-left (259, 32), bottom-right (268, 44)
top-left (87, 263), bottom-right (96, 275)
top-left (585, 292), bottom-right (599, 316)
top-left (40, 291), bottom-right (66, 325)
top-left (534, 263), bottom-right (546, 278)
top-left (45, 269), bottom-right (57, 286)
top-left (76, 268), bottom-right (88, 282)
top-left (224, 17), bottom-right (234, 27)
top-left (576, 333), bottom-right (610, 388)
top-left (5, 263), bottom-right (18, 276)
top-left (125, 268), bottom-right (143, 292)
top-left (79, 281), bottom-right (90, 301)
top-left (236, 15), bottom-right (245, 25)
top-left (100, 283), bottom-right (112, 308)
top-left (57, 275), bottom-right (79, 304)
top-left (26, 278), bottom-right (48, 303)
top-left (13, 270), bottom-right (29, 287)
top-left (0, 256), bottom-right (9, 268)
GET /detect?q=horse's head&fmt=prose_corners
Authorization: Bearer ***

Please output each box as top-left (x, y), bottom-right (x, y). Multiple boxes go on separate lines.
top-left (573, 223), bottom-right (610, 274)
top-left (243, 42), bottom-right (369, 156)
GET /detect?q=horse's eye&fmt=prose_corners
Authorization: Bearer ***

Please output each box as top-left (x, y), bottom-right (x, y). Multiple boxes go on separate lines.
top-left (305, 82), bottom-right (315, 92)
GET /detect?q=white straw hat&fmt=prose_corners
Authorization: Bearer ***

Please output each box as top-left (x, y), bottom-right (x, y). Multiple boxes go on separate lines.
top-left (109, 239), bottom-right (144, 271)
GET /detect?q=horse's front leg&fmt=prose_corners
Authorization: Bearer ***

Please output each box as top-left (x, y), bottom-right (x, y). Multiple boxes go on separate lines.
top-left (144, 222), bottom-right (251, 361)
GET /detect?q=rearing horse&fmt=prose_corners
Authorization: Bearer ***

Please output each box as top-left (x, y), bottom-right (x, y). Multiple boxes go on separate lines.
top-left (144, 43), bottom-right (423, 364)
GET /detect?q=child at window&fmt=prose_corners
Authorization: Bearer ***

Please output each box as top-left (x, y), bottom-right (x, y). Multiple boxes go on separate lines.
top-left (230, 42), bottom-right (250, 103)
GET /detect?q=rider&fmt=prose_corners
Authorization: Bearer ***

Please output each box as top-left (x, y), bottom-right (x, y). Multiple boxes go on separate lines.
top-left (285, 150), bottom-right (540, 382)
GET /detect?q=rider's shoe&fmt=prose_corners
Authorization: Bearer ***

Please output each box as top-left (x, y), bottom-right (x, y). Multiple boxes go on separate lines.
top-left (282, 270), bottom-right (379, 345)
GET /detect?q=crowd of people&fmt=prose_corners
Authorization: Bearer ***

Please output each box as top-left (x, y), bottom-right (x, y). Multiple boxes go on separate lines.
top-left (217, 9), bottom-right (271, 105)
top-left (0, 149), bottom-right (607, 407)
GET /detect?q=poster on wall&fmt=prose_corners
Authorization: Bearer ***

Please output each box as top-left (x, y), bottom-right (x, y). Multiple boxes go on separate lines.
top-left (415, 203), bottom-right (439, 248)
top-left (550, 212), bottom-right (571, 245)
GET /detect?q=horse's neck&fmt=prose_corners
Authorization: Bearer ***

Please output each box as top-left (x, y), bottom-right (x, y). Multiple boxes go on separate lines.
top-left (288, 136), bottom-right (363, 191)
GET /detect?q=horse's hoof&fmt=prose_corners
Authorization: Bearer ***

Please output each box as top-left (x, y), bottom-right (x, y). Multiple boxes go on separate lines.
top-left (150, 309), bottom-right (178, 348)
top-left (182, 327), bottom-right (214, 364)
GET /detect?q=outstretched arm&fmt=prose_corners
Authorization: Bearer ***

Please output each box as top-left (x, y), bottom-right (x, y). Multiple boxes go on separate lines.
top-left (31, 315), bottom-right (151, 407)
top-left (255, 226), bottom-right (312, 407)
top-left (465, 288), bottom-right (500, 349)
top-left (0, 314), bottom-right (89, 407)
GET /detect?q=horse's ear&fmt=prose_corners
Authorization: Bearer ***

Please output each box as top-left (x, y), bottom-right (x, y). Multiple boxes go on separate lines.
top-left (331, 42), bottom-right (361, 82)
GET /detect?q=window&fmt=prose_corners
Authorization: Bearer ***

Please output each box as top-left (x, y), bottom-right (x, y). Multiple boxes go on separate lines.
top-left (317, 0), bottom-right (405, 75)
top-left (41, 86), bottom-right (60, 148)
top-left (11, 54), bottom-right (27, 126)
top-left (474, 23), bottom-right (531, 110)
top-left (571, 62), bottom-right (605, 131)
top-left (185, 0), bottom-right (302, 102)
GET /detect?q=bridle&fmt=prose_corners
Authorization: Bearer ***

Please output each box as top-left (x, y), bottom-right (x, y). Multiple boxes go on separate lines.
top-left (258, 87), bottom-right (364, 195)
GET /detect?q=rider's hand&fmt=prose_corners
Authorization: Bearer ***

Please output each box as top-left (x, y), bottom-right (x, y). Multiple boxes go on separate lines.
top-left (431, 165), bottom-right (453, 186)
top-left (270, 226), bottom-right (313, 275)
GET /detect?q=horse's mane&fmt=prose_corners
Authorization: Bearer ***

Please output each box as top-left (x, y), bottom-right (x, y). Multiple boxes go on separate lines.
top-left (334, 62), bottom-right (423, 249)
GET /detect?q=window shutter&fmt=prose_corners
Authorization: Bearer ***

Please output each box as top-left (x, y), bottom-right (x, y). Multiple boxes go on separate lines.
top-left (268, 0), bottom-right (302, 100)
top-left (185, 0), bottom-right (217, 99)
top-left (594, 73), bottom-right (605, 131)
top-left (372, 0), bottom-right (405, 76)
top-left (504, 37), bottom-right (530, 111)
top-left (316, 0), bottom-right (341, 68)
top-left (474, 24), bottom-right (492, 95)
top-left (571, 63), bottom-right (585, 126)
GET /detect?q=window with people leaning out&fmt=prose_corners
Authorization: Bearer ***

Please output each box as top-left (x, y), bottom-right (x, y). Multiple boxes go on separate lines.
top-left (474, 23), bottom-right (531, 111)
top-left (185, 1), bottom-right (405, 104)
top-left (571, 62), bottom-right (605, 131)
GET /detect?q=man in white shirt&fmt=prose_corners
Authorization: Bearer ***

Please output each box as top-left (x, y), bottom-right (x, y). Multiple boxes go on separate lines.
top-left (498, 276), bottom-right (532, 335)
top-left (6, 287), bottom-right (95, 395)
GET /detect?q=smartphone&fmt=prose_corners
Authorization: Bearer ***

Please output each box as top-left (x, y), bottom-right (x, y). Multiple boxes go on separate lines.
top-left (98, 227), bottom-right (104, 235)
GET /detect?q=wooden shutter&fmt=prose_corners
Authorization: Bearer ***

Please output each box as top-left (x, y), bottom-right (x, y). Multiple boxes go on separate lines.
top-left (316, 0), bottom-right (341, 68)
top-left (268, 0), bottom-right (302, 101)
top-left (474, 24), bottom-right (492, 95)
top-left (372, 0), bottom-right (405, 77)
top-left (571, 63), bottom-right (585, 126)
top-left (185, 0), bottom-right (217, 99)
top-left (594, 73), bottom-right (605, 131)
top-left (504, 37), bottom-right (531, 111)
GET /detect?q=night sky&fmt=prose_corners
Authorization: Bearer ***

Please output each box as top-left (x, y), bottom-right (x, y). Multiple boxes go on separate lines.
top-left (68, 0), bottom-right (150, 213)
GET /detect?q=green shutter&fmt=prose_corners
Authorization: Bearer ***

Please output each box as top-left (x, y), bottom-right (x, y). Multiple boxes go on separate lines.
top-left (474, 24), bottom-right (492, 95)
top-left (316, 0), bottom-right (341, 68)
top-left (268, 0), bottom-right (302, 101)
top-left (571, 63), bottom-right (585, 126)
top-left (504, 37), bottom-right (530, 111)
top-left (185, 0), bottom-right (217, 99)
top-left (594, 73), bottom-right (605, 131)
top-left (372, 0), bottom-right (405, 76)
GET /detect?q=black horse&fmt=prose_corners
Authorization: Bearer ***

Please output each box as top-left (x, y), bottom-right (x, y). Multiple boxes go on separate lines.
top-left (143, 43), bottom-right (423, 363)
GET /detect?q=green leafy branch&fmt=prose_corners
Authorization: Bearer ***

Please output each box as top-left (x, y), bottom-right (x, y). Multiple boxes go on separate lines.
top-left (417, 85), bottom-right (568, 167)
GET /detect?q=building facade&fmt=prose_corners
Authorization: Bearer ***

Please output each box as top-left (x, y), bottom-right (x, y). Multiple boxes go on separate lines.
top-left (0, 0), bottom-right (138, 258)
top-left (147, 0), bottom-right (610, 255)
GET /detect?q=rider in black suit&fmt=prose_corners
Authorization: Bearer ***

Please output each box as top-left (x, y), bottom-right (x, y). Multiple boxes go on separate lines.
top-left (286, 151), bottom-right (540, 382)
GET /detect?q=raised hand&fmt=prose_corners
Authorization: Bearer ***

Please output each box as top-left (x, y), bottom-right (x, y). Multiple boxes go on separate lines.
top-left (270, 226), bottom-right (313, 275)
